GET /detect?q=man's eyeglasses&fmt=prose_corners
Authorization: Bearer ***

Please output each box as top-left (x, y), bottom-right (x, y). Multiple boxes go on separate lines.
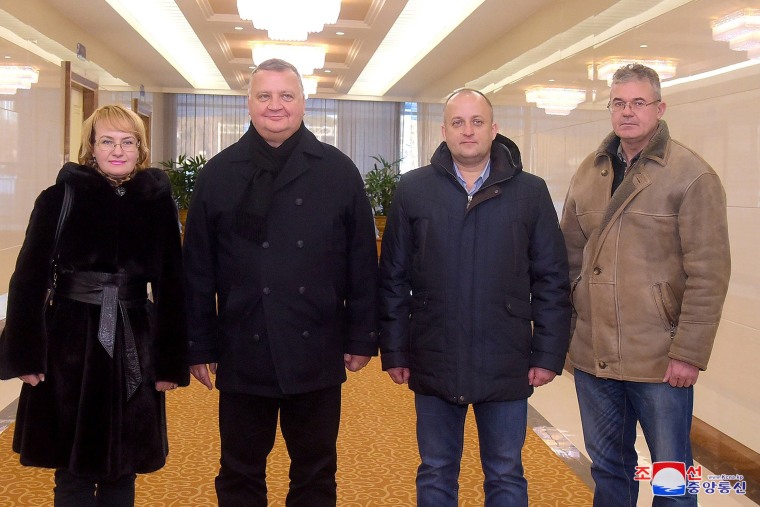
top-left (95, 138), bottom-right (140, 152)
top-left (607, 99), bottom-right (661, 113)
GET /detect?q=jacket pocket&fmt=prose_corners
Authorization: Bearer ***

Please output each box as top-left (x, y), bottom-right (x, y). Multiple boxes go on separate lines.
top-left (293, 284), bottom-right (338, 325)
top-left (409, 291), bottom-right (429, 323)
top-left (652, 281), bottom-right (679, 336)
top-left (569, 274), bottom-right (581, 311)
top-left (409, 291), bottom-right (443, 356)
top-left (500, 294), bottom-right (533, 358)
top-left (505, 294), bottom-right (532, 320)
top-left (218, 285), bottom-right (261, 332)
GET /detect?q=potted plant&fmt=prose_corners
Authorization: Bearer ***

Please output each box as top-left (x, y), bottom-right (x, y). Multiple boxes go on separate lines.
top-left (160, 154), bottom-right (206, 236)
top-left (364, 155), bottom-right (401, 238)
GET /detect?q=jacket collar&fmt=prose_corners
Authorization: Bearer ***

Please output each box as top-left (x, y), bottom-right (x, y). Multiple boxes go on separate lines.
top-left (229, 122), bottom-right (324, 163)
top-left (229, 123), bottom-right (326, 190)
top-left (595, 120), bottom-right (671, 168)
top-left (431, 132), bottom-right (523, 187)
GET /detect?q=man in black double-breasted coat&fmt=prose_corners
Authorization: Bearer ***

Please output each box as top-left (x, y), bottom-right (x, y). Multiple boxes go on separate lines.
top-left (183, 58), bottom-right (379, 507)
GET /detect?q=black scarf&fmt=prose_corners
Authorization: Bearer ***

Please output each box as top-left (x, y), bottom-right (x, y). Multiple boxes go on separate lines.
top-left (233, 122), bottom-right (305, 243)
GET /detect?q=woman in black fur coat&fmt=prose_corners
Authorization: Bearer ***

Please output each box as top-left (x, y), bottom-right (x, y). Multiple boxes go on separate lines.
top-left (0, 105), bottom-right (189, 506)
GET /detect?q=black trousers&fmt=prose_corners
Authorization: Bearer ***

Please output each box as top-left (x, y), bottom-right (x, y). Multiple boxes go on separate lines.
top-left (53, 468), bottom-right (136, 507)
top-left (215, 385), bottom-right (342, 507)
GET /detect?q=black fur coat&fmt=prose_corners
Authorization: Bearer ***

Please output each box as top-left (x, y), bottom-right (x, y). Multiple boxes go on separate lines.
top-left (0, 163), bottom-right (189, 478)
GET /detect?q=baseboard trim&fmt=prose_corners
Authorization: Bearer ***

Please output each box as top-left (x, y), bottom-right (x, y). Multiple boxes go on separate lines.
top-left (691, 416), bottom-right (759, 502)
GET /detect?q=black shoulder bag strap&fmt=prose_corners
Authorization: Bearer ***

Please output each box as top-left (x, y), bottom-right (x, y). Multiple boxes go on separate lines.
top-left (46, 182), bottom-right (73, 306)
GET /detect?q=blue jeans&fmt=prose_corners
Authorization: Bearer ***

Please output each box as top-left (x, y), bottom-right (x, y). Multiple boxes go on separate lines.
top-left (414, 393), bottom-right (528, 507)
top-left (574, 369), bottom-right (697, 507)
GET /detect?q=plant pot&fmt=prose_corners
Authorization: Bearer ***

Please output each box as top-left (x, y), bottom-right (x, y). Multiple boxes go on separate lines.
top-left (178, 209), bottom-right (188, 241)
top-left (375, 215), bottom-right (387, 239)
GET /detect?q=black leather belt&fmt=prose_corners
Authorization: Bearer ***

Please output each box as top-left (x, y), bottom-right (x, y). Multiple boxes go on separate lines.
top-left (56, 271), bottom-right (147, 400)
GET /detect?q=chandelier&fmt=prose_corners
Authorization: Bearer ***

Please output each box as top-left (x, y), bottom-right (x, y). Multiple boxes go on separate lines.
top-left (712, 9), bottom-right (760, 60)
top-left (251, 43), bottom-right (327, 75)
top-left (593, 58), bottom-right (677, 85)
top-left (525, 87), bottom-right (587, 116)
top-left (0, 65), bottom-right (40, 95)
top-left (237, 0), bottom-right (341, 41)
top-left (302, 76), bottom-right (318, 98)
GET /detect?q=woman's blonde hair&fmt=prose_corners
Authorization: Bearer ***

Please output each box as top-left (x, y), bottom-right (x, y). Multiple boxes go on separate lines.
top-left (78, 105), bottom-right (150, 169)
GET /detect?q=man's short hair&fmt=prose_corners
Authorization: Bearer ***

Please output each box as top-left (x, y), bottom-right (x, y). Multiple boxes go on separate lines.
top-left (611, 64), bottom-right (662, 100)
top-left (249, 58), bottom-right (304, 96)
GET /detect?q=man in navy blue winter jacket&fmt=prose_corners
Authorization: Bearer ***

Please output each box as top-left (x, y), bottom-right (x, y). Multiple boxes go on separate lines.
top-left (379, 88), bottom-right (571, 506)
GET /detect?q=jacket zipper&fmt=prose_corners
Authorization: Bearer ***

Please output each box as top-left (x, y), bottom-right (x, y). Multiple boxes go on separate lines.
top-left (656, 285), bottom-right (677, 337)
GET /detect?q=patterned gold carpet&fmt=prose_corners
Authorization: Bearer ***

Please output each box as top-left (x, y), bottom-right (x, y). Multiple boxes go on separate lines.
top-left (0, 361), bottom-right (592, 506)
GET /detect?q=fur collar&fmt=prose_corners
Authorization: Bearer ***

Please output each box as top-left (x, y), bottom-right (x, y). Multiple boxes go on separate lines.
top-left (56, 162), bottom-right (172, 201)
top-left (595, 120), bottom-right (671, 167)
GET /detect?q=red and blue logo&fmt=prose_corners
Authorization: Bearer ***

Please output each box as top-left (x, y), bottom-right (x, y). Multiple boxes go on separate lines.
top-left (650, 462), bottom-right (687, 496)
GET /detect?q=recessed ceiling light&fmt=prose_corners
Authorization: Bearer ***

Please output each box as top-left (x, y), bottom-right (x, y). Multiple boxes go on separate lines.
top-left (3, 55), bottom-right (10, 59)
top-left (640, 44), bottom-right (648, 48)
top-left (234, 26), bottom-right (244, 31)
top-left (548, 78), bottom-right (555, 82)
top-left (336, 31), bottom-right (345, 36)
top-left (324, 69), bottom-right (332, 73)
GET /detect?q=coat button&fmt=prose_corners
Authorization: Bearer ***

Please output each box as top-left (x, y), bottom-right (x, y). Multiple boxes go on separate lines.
top-left (298, 286), bottom-right (306, 294)
top-left (296, 240), bottom-right (304, 248)
top-left (262, 241), bottom-right (270, 249)
top-left (295, 198), bottom-right (303, 206)
top-left (601, 169), bottom-right (609, 176)
top-left (253, 334), bottom-right (260, 341)
top-left (302, 331), bottom-right (310, 338)
top-left (263, 287), bottom-right (271, 295)
top-left (369, 331), bottom-right (377, 339)
top-left (593, 267), bottom-right (602, 275)
top-left (598, 361), bottom-right (607, 369)
top-left (458, 395), bottom-right (465, 402)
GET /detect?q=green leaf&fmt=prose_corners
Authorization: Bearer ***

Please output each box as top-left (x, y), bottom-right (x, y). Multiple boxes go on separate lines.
top-left (364, 155), bottom-right (402, 216)
top-left (160, 153), bottom-right (206, 209)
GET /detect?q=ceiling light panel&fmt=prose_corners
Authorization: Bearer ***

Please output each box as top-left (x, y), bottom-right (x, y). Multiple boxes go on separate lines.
top-left (105, 0), bottom-right (229, 90)
top-left (350, 0), bottom-right (486, 97)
